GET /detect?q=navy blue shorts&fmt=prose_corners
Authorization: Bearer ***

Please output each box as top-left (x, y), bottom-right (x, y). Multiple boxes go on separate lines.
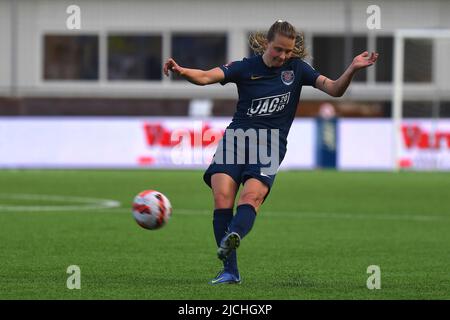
top-left (203, 127), bottom-right (286, 198)
top-left (203, 162), bottom-right (276, 190)
top-left (203, 147), bottom-right (283, 195)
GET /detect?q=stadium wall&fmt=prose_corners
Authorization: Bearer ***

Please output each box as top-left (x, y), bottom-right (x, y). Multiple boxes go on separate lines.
top-left (0, 0), bottom-right (12, 95)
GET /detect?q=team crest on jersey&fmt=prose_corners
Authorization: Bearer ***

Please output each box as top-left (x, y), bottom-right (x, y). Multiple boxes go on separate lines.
top-left (281, 70), bottom-right (295, 85)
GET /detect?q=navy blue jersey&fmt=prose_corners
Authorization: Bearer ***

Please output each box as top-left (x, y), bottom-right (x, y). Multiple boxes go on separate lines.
top-left (219, 55), bottom-right (320, 152)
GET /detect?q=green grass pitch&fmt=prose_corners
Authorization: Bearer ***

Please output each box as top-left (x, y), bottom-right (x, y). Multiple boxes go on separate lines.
top-left (0, 169), bottom-right (449, 299)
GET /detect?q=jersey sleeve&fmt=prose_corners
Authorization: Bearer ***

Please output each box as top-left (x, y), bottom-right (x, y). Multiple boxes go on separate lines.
top-left (219, 59), bottom-right (247, 85)
top-left (300, 60), bottom-right (321, 87)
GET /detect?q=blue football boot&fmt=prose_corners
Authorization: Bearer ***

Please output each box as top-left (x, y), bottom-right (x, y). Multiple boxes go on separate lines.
top-left (210, 270), bottom-right (241, 285)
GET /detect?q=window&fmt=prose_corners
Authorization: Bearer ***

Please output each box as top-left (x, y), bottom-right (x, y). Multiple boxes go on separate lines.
top-left (312, 35), bottom-right (367, 82)
top-left (404, 39), bottom-right (433, 83)
top-left (108, 35), bottom-right (162, 80)
top-left (171, 33), bottom-right (227, 80)
top-left (44, 35), bottom-right (98, 80)
top-left (352, 36), bottom-right (368, 82)
top-left (403, 101), bottom-right (434, 118)
top-left (440, 101), bottom-right (450, 118)
top-left (403, 101), bottom-right (450, 118)
top-left (375, 36), bottom-right (393, 82)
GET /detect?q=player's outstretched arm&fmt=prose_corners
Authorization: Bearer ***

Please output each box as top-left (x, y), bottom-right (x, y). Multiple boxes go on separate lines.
top-left (315, 51), bottom-right (379, 97)
top-left (163, 58), bottom-right (225, 86)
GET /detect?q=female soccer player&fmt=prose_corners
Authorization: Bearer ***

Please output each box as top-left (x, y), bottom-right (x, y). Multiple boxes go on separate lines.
top-left (163, 20), bottom-right (378, 285)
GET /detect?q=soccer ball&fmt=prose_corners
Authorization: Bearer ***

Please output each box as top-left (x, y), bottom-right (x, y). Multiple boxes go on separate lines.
top-left (132, 190), bottom-right (172, 230)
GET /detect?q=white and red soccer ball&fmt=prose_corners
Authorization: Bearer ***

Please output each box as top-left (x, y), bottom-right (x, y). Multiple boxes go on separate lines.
top-left (132, 190), bottom-right (172, 230)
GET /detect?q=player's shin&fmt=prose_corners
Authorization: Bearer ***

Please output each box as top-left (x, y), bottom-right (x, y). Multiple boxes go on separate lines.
top-left (213, 208), bottom-right (233, 246)
top-left (228, 204), bottom-right (256, 239)
top-left (213, 209), bottom-right (238, 273)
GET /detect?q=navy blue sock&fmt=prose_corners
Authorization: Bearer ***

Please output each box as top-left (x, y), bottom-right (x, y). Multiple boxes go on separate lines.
top-left (229, 204), bottom-right (257, 239)
top-left (213, 209), bottom-right (238, 274)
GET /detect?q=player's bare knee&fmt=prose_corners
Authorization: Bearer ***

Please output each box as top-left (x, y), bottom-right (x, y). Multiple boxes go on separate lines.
top-left (213, 192), bottom-right (234, 209)
top-left (238, 192), bottom-right (263, 208)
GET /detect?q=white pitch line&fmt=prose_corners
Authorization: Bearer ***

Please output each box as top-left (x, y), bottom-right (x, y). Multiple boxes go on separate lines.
top-left (0, 193), bottom-right (121, 212)
top-left (0, 194), bottom-right (447, 222)
top-left (173, 209), bottom-right (448, 222)
top-left (106, 207), bottom-right (447, 222)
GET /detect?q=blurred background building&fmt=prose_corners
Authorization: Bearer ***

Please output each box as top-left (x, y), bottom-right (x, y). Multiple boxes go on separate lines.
top-left (1, 0), bottom-right (449, 117)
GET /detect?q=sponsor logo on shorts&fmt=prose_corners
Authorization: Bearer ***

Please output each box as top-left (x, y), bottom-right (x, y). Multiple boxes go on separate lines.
top-left (223, 62), bottom-right (233, 70)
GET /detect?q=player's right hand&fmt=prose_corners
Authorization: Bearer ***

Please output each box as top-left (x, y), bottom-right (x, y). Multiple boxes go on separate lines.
top-left (351, 51), bottom-right (379, 70)
top-left (163, 58), bottom-right (183, 77)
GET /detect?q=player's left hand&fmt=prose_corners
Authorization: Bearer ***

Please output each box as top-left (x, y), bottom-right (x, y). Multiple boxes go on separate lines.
top-left (352, 51), bottom-right (379, 70)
